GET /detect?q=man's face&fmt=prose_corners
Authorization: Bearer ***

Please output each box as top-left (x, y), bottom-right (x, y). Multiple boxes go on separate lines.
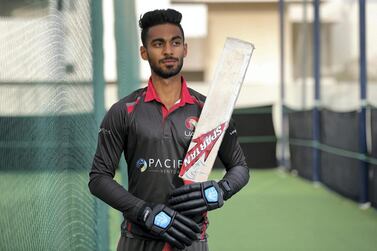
top-left (140, 23), bottom-right (187, 79)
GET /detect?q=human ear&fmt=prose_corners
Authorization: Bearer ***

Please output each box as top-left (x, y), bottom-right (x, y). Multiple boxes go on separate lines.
top-left (140, 46), bottom-right (148, 61)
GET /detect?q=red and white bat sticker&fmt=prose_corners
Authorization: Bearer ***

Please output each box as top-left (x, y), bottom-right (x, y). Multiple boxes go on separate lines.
top-left (179, 122), bottom-right (228, 181)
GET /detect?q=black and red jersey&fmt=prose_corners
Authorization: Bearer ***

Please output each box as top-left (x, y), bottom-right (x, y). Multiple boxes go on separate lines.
top-left (89, 77), bottom-right (249, 239)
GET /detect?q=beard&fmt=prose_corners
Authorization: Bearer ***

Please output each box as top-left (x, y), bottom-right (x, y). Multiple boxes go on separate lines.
top-left (149, 56), bottom-right (184, 79)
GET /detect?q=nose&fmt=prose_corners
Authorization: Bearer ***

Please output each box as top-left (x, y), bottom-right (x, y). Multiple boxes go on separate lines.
top-left (163, 43), bottom-right (173, 55)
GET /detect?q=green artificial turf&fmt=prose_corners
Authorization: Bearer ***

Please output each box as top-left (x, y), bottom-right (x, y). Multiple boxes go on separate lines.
top-left (1, 169), bottom-right (375, 250)
top-left (206, 169), bottom-right (377, 251)
top-left (108, 169), bottom-right (377, 250)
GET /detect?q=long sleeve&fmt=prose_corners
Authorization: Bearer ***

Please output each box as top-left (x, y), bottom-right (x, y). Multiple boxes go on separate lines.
top-left (218, 119), bottom-right (250, 200)
top-left (88, 101), bottom-right (144, 222)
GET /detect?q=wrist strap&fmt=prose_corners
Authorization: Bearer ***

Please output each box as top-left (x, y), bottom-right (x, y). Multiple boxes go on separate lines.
top-left (218, 180), bottom-right (232, 200)
top-left (137, 203), bottom-right (153, 223)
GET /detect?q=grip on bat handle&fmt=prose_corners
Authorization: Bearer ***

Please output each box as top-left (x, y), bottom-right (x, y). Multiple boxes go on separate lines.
top-left (183, 179), bottom-right (194, 185)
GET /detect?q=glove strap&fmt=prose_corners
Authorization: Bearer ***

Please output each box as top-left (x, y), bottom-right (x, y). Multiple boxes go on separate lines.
top-left (218, 180), bottom-right (232, 200)
top-left (137, 203), bottom-right (153, 223)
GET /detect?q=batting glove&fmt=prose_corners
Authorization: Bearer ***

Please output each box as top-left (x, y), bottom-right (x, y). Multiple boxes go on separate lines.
top-left (139, 204), bottom-right (201, 249)
top-left (168, 180), bottom-right (228, 216)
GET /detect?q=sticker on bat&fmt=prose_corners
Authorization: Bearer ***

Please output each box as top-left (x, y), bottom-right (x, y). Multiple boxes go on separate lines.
top-left (180, 122), bottom-right (227, 176)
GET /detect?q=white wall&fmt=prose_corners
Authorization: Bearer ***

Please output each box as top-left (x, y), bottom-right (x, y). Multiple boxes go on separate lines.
top-left (205, 3), bottom-right (286, 86)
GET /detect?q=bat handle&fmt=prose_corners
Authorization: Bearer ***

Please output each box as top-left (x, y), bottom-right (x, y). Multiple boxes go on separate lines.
top-left (183, 179), bottom-right (194, 185)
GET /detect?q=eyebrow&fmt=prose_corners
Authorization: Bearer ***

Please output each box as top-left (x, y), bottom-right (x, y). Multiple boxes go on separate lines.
top-left (151, 38), bottom-right (165, 44)
top-left (150, 36), bottom-right (183, 44)
top-left (171, 36), bottom-right (183, 41)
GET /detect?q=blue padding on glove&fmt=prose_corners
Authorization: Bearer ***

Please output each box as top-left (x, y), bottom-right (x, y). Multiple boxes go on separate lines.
top-left (204, 186), bottom-right (219, 203)
top-left (154, 211), bottom-right (172, 229)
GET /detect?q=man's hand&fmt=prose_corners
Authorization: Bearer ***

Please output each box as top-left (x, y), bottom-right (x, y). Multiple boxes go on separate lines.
top-left (168, 180), bottom-right (226, 216)
top-left (139, 204), bottom-right (201, 249)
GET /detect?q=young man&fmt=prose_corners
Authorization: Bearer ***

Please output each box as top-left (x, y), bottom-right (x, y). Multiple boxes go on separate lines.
top-left (89, 9), bottom-right (250, 251)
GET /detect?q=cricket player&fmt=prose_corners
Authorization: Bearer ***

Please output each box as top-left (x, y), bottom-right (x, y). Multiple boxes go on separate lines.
top-left (89, 8), bottom-right (250, 251)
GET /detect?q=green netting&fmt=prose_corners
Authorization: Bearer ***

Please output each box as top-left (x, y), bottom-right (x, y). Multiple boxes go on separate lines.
top-left (0, 1), bottom-right (107, 250)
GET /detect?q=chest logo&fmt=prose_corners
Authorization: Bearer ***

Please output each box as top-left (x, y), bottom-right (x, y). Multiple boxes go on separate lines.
top-left (185, 117), bottom-right (198, 130)
top-left (185, 116), bottom-right (198, 137)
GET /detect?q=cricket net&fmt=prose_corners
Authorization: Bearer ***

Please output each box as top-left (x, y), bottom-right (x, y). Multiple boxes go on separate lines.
top-left (0, 1), bottom-right (108, 250)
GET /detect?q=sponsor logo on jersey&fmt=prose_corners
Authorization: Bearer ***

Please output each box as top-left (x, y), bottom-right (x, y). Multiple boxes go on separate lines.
top-left (136, 158), bottom-right (183, 174)
top-left (184, 116), bottom-right (198, 138)
top-left (136, 158), bottom-right (148, 172)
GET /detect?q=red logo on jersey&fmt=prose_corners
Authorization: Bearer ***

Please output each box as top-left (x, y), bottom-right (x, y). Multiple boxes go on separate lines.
top-left (185, 116), bottom-right (198, 130)
top-left (180, 122), bottom-right (227, 176)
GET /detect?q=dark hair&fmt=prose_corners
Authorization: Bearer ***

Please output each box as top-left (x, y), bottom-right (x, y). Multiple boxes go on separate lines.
top-left (139, 9), bottom-right (185, 47)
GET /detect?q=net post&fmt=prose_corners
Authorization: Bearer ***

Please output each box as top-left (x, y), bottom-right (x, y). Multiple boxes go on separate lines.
top-left (91, 0), bottom-right (109, 250)
top-left (358, 0), bottom-right (369, 205)
top-left (312, 0), bottom-right (321, 183)
top-left (113, 0), bottom-right (140, 192)
top-left (279, 0), bottom-right (287, 169)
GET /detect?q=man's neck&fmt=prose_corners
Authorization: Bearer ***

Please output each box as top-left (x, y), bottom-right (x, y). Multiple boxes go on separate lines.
top-left (151, 74), bottom-right (182, 110)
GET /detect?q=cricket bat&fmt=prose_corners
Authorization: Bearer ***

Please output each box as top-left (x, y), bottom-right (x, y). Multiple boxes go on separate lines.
top-left (179, 37), bottom-right (254, 183)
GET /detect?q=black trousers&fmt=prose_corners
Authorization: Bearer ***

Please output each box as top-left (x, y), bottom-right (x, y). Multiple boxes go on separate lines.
top-left (117, 235), bottom-right (209, 251)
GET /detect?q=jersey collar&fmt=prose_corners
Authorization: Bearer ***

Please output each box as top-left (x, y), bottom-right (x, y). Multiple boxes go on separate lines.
top-left (144, 76), bottom-right (195, 105)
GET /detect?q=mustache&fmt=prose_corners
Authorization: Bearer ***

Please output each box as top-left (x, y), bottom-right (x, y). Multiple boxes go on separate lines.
top-left (159, 57), bottom-right (179, 63)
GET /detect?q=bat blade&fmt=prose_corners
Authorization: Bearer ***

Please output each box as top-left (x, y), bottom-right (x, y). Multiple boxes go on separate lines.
top-left (179, 37), bottom-right (254, 183)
